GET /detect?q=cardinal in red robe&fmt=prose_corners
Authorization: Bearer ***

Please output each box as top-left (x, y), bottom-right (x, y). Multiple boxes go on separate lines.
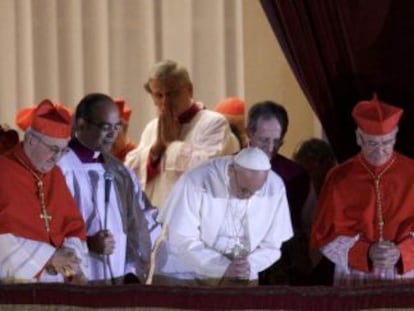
top-left (311, 94), bottom-right (414, 285)
top-left (0, 99), bottom-right (87, 283)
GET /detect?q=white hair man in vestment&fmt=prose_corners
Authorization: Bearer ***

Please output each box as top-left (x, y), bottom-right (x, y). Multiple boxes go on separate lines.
top-left (125, 60), bottom-right (239, 209)
top-left (0, 99), bottom-right (88, 283)
top-left (153, 147), bottom-right (293, 286)
top-left (312, 94), bottom-right (414, 285)
top-left (58, 93), bottom-right (151, 284)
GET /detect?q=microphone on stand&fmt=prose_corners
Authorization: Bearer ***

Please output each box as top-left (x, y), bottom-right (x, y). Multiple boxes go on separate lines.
top-left (103, 171), bottom-right (115, 284)
top-left (104, 171), bottom-right (113, 230)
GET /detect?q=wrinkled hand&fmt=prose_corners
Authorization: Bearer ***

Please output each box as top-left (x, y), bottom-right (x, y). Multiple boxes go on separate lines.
top-left (87, 230), bottom-right (115, 255)
top-left (369, 241), bottom-right (400, 269)
top-left (46, 247), bottom-right (81, 278)
top-left (223, 257), bottom-right (250, 280)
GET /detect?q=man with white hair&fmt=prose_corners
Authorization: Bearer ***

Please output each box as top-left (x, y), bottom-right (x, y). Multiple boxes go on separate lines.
top-left (0, 99), bottom-right (88, 283)
top-left (125, 60), bottom-right (238, 209)
top-left (312, 94), bottom-right (414, 285)
top-left (154, 147), bottom-right (293, 286)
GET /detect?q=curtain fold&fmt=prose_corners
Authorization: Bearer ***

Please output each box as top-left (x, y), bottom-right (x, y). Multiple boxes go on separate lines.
top-left (260, 0), bottom-right (414, 161)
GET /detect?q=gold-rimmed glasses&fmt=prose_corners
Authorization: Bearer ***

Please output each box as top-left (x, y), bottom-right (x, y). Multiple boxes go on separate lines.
top-left (86, 119), bottom-right (123, 133)
top-left (33, 134), bottom-right (70, 156)
top-left (358, 133), bottom-right (396, 149)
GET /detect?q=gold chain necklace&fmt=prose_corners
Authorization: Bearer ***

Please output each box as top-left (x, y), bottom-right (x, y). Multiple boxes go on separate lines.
top-left (359, 154), bottom-right (395, 241)
top-left (13, 152), bottom-right (52, 233)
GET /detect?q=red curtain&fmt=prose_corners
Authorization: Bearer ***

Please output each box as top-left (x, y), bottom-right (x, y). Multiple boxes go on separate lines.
top-left (260, 0), bottom-right (414, 161)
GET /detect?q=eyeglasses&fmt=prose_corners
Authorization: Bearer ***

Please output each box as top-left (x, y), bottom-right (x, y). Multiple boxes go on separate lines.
top-left (86, 119), bottom-right (123, 132)
top-left (359, 134), bottom-right (396, 149)
top-left (33, 134), bottom-right (70, 156)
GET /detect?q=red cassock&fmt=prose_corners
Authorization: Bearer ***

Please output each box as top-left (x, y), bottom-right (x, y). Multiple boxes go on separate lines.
top-left (311, 152), bottom-right (414, 274)
top-left (0, 144), bottom-right (86, 248)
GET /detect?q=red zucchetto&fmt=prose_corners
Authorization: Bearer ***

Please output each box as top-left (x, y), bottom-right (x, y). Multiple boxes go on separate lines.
top-left (214, 97), bottom-right (246, 115)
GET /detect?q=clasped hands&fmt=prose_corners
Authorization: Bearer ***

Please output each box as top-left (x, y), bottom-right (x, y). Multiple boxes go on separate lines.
top-left (222, 257), bottom-right (250, 281)
top-left (368, 240), bottom-right (400, 270)
top-left (150, 104), bottom-right (181, 163)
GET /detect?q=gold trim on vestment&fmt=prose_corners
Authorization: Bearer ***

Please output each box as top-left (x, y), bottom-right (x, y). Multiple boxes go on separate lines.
top-left (358, 154), bottom-right (396, 241)
top-left (13, 152), bottom-right (52, 233)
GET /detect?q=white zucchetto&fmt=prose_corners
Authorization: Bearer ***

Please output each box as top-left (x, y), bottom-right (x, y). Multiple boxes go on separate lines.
top-left (233, 147), bottom-right (271, 171)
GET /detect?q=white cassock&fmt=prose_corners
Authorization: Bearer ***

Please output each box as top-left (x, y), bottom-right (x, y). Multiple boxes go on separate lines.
top-left (154, 156), bottom-right (293, 284)
top-left (0, 234), bottom-right (87, 283)
top-left (58, 150), bottom-right (150, 281)
top-left (125, 102), bottom-right (239, 208)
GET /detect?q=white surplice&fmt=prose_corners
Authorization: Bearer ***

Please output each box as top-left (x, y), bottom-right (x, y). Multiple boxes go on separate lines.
top-left (321, 234), bottom-right (414, 285)
top-left (0, 234), bottom-right (87, 283)
top-left (125, 102), bottom-right (239, 208)
top-left (58, 150), bottom-right (151, 282)
top-left (155, 156), bottom-right (293, 284)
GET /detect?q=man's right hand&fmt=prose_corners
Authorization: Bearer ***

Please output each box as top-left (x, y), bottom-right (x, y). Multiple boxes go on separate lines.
top-left (46, 247), bottom-right (81, 277)
top-left (87, 230), bottom-right (115, 255)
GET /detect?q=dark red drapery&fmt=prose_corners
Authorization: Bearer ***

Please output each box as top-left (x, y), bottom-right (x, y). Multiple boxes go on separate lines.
top-left (260, 0), bottom-right (414, 161)
top-left (3, 283), bottom-right (414, 310)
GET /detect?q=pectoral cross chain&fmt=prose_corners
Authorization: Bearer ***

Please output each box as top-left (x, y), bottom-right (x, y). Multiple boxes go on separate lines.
top-left (13, 153), bottom-right (53, 233)
top-left (37, 180), bottom-right (52, 232)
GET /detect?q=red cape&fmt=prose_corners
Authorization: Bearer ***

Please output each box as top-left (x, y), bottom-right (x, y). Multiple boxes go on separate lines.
top-left (0, 144), bottom-right (86, 247)
top-left (311, 152), bottom-right (414, 273)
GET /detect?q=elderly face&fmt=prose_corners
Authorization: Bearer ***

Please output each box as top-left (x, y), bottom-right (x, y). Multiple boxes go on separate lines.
top-left (25, 132), bottom-right (70, 173)
top-left (356, 128), bottom-right (397, 166)
top-left (228, 164), bottom-right (269, 199)
top-left (77, 102), bottom-right (122, 152)
top-left (148, 78), bottom-right (193, 117)
top-left (248, 116), bottom-right (282, 159)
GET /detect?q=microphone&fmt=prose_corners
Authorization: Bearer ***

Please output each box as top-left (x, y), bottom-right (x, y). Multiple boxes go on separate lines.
top-left (104, 171), bottom-right (113, 205)
top-left (104, 171), bottom-right (113, 231)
